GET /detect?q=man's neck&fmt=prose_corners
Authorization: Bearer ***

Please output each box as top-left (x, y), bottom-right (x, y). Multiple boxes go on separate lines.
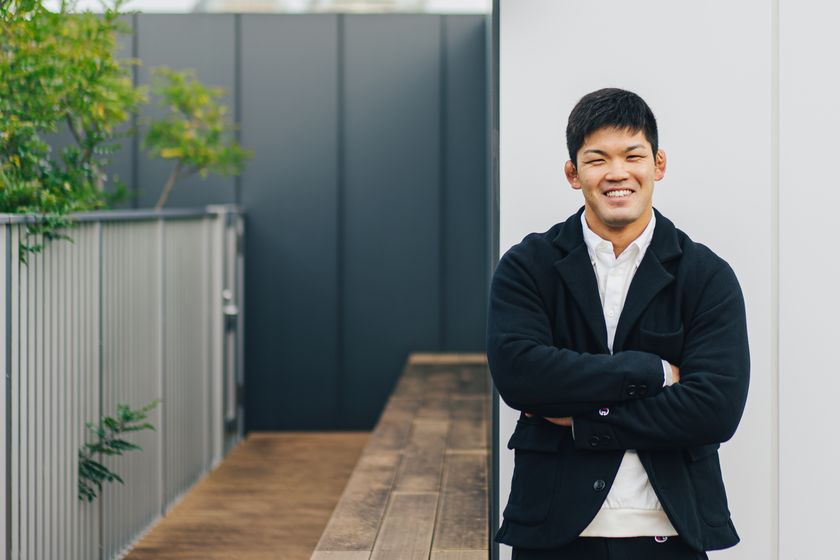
top-left (583, 209), bottom-right (653, 258)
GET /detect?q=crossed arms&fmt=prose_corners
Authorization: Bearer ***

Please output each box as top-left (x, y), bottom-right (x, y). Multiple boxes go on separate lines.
top-left (486, 247), bottom-right (750, 451)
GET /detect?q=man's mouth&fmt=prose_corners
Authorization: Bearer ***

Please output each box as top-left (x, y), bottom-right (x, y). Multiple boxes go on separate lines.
top-left (604, 189), bottom-right (633, 198)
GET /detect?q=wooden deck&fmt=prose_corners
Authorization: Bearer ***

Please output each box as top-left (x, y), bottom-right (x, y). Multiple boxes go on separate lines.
top-left (125, 432), bottom-right (369, 560)
top-left (312, 353), bottom-right (490, 560)
top-left (122, 353), bottom-right (490, 560)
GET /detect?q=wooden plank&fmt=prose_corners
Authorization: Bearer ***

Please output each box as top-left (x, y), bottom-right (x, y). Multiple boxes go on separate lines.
top-left (457, 366), bottom-right (489, 396)
top-left (394, 421), bottom-right (448, 492)
top-left (425, 367), bottom-right (458, 396)
top-left (432, 453), bottom-right (488, 551)
top-left (311, 552), bottom-right (371, 560)
top-left (365, 398), bottom-right (421, 453)
top-left (408, 353), bottom-right (487, 365)
top-left (417, 395), bottom-right (451, 422)
top-left (315, 452), bottom-right (401, 552)
top-left (390, 368), bottom-right (425, 399)
top-left (370, 493), bottom-right (438, 560)
top-left (430, 551), bottom-right (488, 560)
top-left (447, 397), bottom-right (487, 451)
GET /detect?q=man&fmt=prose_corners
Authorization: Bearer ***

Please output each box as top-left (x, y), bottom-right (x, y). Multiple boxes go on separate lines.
top-left (487, 88), bottom-right (750, 560)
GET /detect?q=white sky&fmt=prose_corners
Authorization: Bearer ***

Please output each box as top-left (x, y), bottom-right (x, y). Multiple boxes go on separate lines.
top-left (45, 0), bottom-right (491, 13)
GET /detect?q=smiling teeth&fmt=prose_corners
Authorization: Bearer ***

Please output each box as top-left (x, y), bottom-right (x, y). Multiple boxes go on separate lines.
top-left (606, 190), bottom-right (632, 198)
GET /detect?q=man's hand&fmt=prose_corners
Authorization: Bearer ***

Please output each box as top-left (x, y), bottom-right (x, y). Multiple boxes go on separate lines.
top-left (670, 363), bottom-right (681, 384)
top-left (524, 412), bottom-right (572, 426)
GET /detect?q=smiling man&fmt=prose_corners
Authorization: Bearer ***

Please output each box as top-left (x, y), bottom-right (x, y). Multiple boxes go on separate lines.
top-left (487, 88), bottom-right (750, 560)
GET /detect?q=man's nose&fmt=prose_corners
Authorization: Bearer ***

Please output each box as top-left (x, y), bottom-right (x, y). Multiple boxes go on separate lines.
top-left (605, 161), bottom-right (630, 181)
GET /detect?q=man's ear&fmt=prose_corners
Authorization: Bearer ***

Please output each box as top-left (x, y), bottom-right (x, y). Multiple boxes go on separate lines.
top-left (654, 149), bottom-right (667, 181)
top-left (565, 160), bottom-right (581, 189)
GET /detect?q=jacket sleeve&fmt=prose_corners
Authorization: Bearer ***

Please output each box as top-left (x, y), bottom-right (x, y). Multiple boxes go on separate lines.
top-left (570, 263), bottom-right (750, 450)
top-left (487, 244), bottom-right (668, 418)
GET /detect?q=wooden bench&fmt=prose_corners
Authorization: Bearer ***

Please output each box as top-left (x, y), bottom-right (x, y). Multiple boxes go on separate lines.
top-left (311, 353), bottom-right (490, 560)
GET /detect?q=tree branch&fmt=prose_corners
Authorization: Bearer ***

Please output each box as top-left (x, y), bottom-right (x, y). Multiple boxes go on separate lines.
top-left (155, 160), bottom-right (182, 210)
top-left (65, 113), bottom-right (84, 146)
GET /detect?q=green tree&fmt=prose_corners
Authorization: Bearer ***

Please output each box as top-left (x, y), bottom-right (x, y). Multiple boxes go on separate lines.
top-left (144, 67), bottom-right (251, 210)
top-left (0, 0), bottom-right (145, 259)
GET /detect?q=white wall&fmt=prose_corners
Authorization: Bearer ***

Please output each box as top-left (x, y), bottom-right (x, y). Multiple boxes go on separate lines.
top-left (778, 2), bottom-right (840, 558)
top-left (498, 1), bottom-right (776, 559)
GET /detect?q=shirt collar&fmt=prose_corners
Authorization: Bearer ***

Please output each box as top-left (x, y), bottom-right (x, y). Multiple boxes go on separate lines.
top-left (580, 210), bottom-right (656, 268)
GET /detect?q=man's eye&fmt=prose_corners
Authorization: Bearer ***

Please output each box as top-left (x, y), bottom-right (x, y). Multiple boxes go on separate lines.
top-left (586, 159), bottom-right (605, 165)
top-left (627, 155), bottom-right (643, 161)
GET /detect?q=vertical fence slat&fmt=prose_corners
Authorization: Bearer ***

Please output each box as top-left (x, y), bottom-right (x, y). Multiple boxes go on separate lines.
top-left (10, 225), bottom-right (20, 560)
top-left (70, 224), bottom-right (79, 560)
top-left (1, 224), bottom-right (8, 560)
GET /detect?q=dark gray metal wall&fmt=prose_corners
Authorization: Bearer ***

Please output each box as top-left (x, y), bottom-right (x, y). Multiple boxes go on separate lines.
top-left (111, 14), bottom-right (488, 430)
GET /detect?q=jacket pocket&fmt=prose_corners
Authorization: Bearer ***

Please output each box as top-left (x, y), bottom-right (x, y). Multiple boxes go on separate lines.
top-left (640, 325), bottom-right (684, 365)
top-left (503, 419), bottom-right (566, 526)
top-left (684, 443), bottom-right (731, 527)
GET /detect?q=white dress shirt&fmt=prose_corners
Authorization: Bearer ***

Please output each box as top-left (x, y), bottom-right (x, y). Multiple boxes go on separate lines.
top-left (577, 211), bottom-right (678, 538)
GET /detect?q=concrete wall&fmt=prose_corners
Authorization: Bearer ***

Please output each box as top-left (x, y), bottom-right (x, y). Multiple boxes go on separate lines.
top-left (109, 14), bottom-right (489, 430)
top-left (494, 0), bottom-right (833, 558)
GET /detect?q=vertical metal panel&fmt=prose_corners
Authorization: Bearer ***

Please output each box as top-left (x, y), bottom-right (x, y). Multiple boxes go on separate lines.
top-left (45, 225), bottom-right (54, 560)
top-left (70, 225), bottom-right (79, 560)
top-left (208, 215), bottom-right (222, 464)
top-left (85, 223), bottom-right (97, 560)
top-left (342, 15), bottom-right (443, 428)
top-left (157, 218), bottom-right (166, 516)
top-left (204, 217), bottom-right (215, 464)
top-left (100, 221), bottom-right (164, 557)
top-left (234, 214), bottom-right (246, 442)
top-left (86, 222), bottom-right (102, 560)
top-left (443, 15), bottom-right (488, 352)
top-left (240, 15), bottom-right (340, 429)
top-left (58, 227), bottom-right (68, 560)
top-left (135, 15), bottom-right (237, 210)
top-left (162, 219), bottom-right (210, 504)
top-left (1, 225), bottom-right (7, 560)
top-left (9, 227), bottom-right (18, 560)
top-left (18, 226), bottom-right (28, 560)
top-left (27, 231), bottom-right (36, 559)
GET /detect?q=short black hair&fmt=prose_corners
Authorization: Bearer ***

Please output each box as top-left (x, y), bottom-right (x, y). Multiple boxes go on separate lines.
top-left (566, 88), bottom-right (658, 166)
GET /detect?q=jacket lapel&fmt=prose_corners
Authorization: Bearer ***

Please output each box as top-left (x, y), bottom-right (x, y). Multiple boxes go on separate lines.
top-left (554, 245), bottom-right (608, 351)
top-left (553, 208), bottom-right (608, 352)
top-left (613, 209), bottom-right (683, 351)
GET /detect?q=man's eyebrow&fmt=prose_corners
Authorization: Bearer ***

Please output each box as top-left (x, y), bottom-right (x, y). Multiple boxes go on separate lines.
top-left (582, 145), bottom-right (647, 156)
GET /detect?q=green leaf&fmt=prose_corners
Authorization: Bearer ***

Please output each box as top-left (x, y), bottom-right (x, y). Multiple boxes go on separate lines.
top-left (109, 439), bottom-right (142, 451)
top-left (103, 417), bottom-right (120, 432)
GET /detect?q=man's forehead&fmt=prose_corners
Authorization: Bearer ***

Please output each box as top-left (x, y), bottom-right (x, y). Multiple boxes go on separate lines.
top-left (580, 127), bottom-right (651, 151)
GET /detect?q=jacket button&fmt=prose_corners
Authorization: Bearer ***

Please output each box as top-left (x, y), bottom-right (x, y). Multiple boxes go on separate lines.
top-left (598, 407), bottom-right (610, 416)
top-left (626, 384), bottom-right (637, 396)
top-left (588, 435), bottom-right (600, 447)
top-left (593, 479), bottom-right (606, 491)
top-left (638, 384), bottom-right (648, 396)
top-left (600, 435), bottom-right (612, 444)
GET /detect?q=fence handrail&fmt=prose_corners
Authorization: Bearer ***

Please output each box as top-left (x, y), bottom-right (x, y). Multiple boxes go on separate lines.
top-left (0, 205), bottom-right (242, 224)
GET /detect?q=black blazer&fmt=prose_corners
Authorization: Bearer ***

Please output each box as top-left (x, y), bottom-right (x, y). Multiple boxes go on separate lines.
top-left (487, 207), bottom-right (750, 552)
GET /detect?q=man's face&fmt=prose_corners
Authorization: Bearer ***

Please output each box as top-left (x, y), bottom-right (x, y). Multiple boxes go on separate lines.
top-left (564, 127), bottom-right (666, 239)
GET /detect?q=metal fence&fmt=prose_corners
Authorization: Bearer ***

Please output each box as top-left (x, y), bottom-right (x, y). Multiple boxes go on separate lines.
top-left (0, 206), bottom-right (245, 560)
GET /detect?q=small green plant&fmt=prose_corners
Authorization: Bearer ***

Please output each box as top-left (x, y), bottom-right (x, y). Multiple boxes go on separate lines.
top-left (78, 399), bottom-right (159, 503)
top-left (144, 67), bottom-right (251, 210)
